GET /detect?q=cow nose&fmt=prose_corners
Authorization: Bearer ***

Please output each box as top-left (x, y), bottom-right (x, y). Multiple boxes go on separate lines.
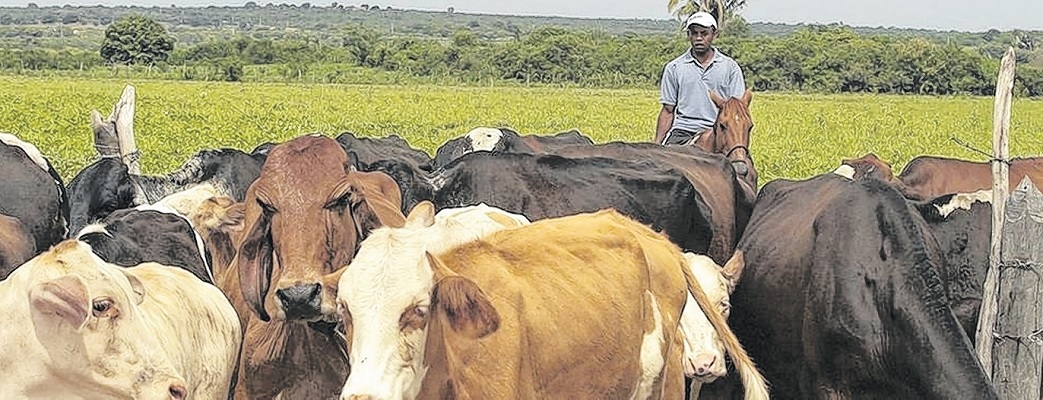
top-left (276, 283), bottom-right (322, 319)
top-left (168, 382), bottom-right (187, 400)
top-left (694, 354), bottom-right (718, 376)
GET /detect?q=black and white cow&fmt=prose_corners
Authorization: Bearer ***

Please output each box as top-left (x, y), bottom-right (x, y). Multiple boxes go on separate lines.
top-left (66, 148), bottom-right (266, 235)
top-left (75, 203), bottom-right (213, 284)
top-left (430, 127), bottom-right (594, 169)
top-left (0, 133), bottom-right (69, 254)
top-left (369, 151), bottom-right (714, 254)
top-left (910, 189), bottom-right (991, 344)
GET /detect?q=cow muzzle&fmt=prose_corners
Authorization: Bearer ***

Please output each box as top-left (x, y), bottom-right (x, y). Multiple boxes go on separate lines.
top-left (276, 283), bottom-right (323, 320)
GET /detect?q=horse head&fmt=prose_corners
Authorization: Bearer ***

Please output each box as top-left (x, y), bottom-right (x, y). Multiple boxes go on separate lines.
top-left (693, 88), bottom-right (757, 188)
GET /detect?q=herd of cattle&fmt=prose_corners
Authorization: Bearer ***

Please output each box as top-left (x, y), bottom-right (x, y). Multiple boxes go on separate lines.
top-left (0, 95), bottom-right (1033, 399)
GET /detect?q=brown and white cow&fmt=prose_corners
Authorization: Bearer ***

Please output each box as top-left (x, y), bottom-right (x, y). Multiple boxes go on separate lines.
top-left (337, 208), bottom-right (768, 400)
top-left (0, 240), bottom-right (241, 399)
top-left (897, 155), bottom-right (1043, 201)
top-left (222, 135), bottom-right (406, 399)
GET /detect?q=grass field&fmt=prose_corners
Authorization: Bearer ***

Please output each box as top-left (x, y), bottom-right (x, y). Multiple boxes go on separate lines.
top-left (3, 76), bottom-right (1043, 185)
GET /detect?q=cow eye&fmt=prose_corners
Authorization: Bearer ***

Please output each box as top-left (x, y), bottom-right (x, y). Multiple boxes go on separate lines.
top-left (325, 195), bottom-right (350, 211)
top-left (256, 199), bottom-right (277, 214)
top-left (720, 300), bottom-right (731, 317)
top-left (92, 298), bottom-right (116, 318)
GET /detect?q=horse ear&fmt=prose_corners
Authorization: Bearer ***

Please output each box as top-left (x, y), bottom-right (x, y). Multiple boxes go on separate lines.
top-left (708, 90), bottom-right (727, 109)
top-left (741, 88), bottom-right (753, 107)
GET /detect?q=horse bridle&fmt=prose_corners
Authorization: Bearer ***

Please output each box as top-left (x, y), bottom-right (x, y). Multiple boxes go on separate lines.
top-left (725, 144), bottom-right (751, 160)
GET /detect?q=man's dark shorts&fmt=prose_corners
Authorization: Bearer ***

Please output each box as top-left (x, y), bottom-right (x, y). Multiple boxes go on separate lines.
top-left (662, 128), bottom-right (704, 146)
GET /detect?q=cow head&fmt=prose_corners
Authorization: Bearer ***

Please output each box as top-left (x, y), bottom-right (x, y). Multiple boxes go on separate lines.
top-left (66, 157), bottom-right (142, 235)
top-left (234, 135), bottom-right (404, 323)
top-left (190, 195), bottom-right (246, 281)
top-left (839, 153), bottom-right (896, 182)
top-left (18, 240), bottom-right (187, 399)
top-left (337, 202), bottom-right (526, 400)
top-left (679, 251), bottom-right (745, 381)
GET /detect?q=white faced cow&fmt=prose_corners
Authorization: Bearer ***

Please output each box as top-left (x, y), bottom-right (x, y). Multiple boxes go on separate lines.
top-left (337, 201), bottom-right (530, 399)
top-left (0, 240), bottom-right (242, 399)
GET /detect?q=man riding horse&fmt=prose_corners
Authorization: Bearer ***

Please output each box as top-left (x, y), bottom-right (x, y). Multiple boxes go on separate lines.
top-left (655, 10), bottom-right (757, 189)
top-left (655, 10), bottom-right (747, 147)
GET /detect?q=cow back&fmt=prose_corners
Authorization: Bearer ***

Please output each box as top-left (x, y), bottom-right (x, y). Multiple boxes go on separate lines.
top-left (433, 151), bottom-right (713, 255)
top-left (0, 139), bottom-right (66, 252)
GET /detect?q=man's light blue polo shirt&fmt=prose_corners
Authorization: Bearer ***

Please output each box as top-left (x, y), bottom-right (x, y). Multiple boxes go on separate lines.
top-left (659, 47), bottom-right (746, 143)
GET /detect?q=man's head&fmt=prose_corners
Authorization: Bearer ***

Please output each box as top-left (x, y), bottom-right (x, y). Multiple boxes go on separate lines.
top-left (685, 12), bottom-right (718, 55)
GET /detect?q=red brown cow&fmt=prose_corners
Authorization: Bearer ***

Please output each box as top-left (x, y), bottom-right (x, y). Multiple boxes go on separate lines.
top-left (220, 135), bottom-right (405, 399)
top-left (839, 153), bottom-right (1043, 201)
top-left (897, 155), bottom-right (1043, 201)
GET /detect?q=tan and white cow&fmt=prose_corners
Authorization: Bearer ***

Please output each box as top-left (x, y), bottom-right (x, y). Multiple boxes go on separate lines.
top-left (337, 201), bottom-right (530, 399)
top-left (0, 240), bottom-right (242, 399)
top-left (337, 208), bottom-right (768, 400)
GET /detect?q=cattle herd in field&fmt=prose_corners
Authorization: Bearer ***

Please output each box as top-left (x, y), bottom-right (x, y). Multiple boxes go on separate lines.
top-left (0, 90), bottom-right (1034, 399)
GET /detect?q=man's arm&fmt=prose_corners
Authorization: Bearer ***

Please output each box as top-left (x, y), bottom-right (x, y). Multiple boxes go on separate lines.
top-left (657, 64), bottom-right (678, 144)
top-left (728, 63), bottom-right (747, 99)
top-left (655, 105), bottom-right (675, 145)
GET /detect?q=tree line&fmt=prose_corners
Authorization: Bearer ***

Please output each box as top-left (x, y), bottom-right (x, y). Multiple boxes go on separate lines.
top-left (1, 21), bottom-right (1041, 96)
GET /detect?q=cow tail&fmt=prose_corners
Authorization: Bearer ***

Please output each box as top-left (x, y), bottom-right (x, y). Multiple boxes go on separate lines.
top-left (679, 262), bottom-right (770, 400)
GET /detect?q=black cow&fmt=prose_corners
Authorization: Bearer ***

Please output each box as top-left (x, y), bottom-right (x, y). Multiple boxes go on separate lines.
top-left (719, 174), bottom-right (997, 399)
top-left (66, 148), bottom-right (266, 235)
top-left (911, 190), bottom-right (991, 344)
top-left (0, 133), bottom-right (69, 254)
top-left (335, 131), bottom-right (432, 167)
top-left (76, 204), bottom-right (213, 284)
top-left (430, 127), bottom-right (594, 169)
top-left (550, 141), bottom-right (756, 265)
top-left (370, 151), bottom-right (713, 254)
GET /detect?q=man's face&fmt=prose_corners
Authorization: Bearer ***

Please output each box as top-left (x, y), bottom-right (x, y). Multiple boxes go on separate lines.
top-left (688, 25), bottom-right (717, 53)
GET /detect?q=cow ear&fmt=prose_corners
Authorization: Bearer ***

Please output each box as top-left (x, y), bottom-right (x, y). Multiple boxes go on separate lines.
top-left (430, 255), bottom-right (499, 339)
top-left (350, 171), bottom-right (406, 233)
top-left (405, 201), bottom-right (436, 228)
top-left (120, 270), bottom-right (146, 305)
top-left (30, 275), bottom-right (90, 330)
top-left (708, 90), bottom-right (727, 109)
top-left (236, 203), bottom-right (274, 322)
top-left (721, 250), bottom-right (745, 293)
top-left (345, 150), bottom-right (361, 173)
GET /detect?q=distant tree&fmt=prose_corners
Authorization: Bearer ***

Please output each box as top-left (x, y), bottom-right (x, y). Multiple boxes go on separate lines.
top-left (100, 15), bottom-right (175, 65)
top-left (27, 2), bottom-right (38, 9)
top-left (667, 0), bottom-right (747, 30)
top-left (245, 1), bottom-right (258, 8)
top-left (447, 6), bottom-right (454, 14)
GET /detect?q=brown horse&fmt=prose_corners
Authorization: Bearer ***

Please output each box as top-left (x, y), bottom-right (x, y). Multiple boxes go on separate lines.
top-left (687, 88), bottom-right (758, 189)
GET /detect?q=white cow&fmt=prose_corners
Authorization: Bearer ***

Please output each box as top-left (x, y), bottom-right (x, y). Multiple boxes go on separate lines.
top-left (680, 251), bottom-right (745, 384)
top-left (0, 240), bottom-right (242, 399)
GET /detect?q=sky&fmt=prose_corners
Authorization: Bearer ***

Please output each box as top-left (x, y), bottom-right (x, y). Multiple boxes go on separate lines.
top-left (1, 0), bottom-right (1040, 32)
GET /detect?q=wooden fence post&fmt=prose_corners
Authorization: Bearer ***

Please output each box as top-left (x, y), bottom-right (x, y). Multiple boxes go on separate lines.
top-left (992, 177), bottom-right (1043, 399)
top-left (975, 46), bottom-right (1017, 375)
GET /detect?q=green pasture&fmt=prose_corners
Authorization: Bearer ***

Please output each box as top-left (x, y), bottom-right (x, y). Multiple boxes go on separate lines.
top-left (2, 76), bottom-right (1043, 184)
